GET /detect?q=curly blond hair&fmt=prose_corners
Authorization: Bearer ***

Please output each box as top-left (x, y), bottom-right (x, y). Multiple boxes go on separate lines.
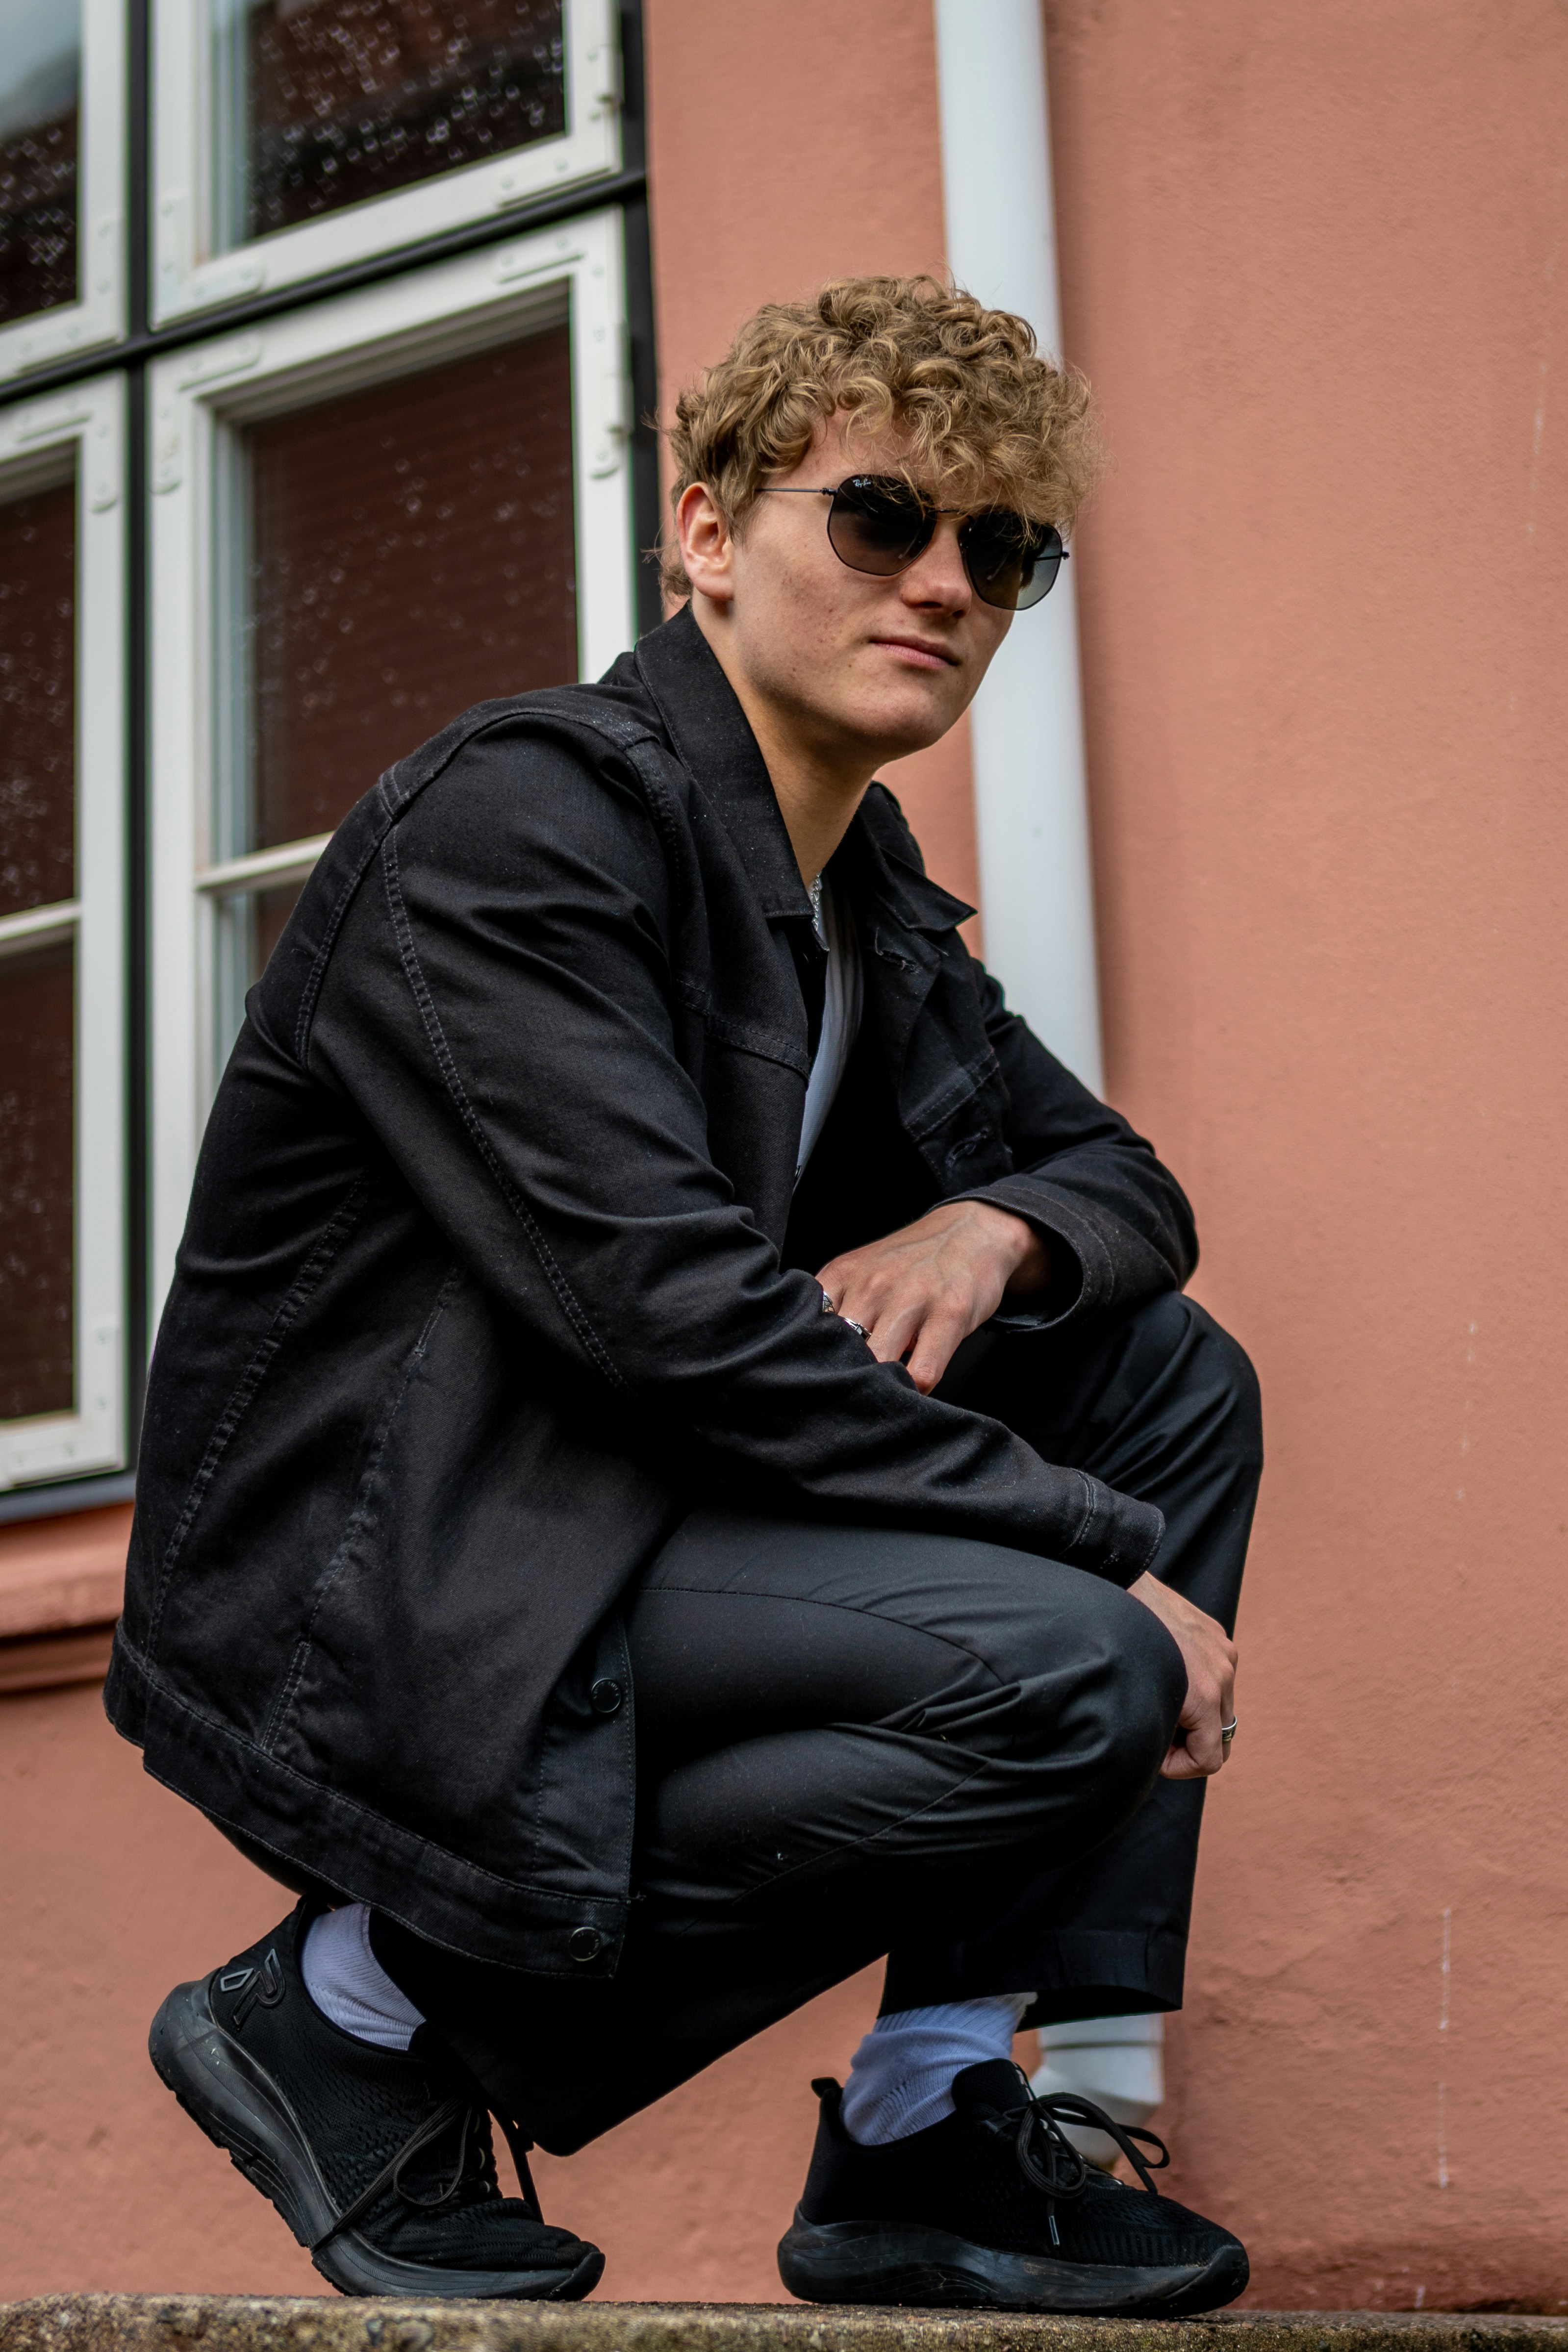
top-left (662, 274), bottom-right (1101, 600)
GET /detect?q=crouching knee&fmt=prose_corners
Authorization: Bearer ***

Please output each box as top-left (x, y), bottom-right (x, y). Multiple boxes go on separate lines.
top-left (1109, 1585), bottom-right (1189, 1781)
top-left (1196, 1307), bottom-right (1264, 1467)
top-left (1034, 1575), bottom-right (1188, 1821)
top-left (1131, 1290), bottom-right (1263, 1469)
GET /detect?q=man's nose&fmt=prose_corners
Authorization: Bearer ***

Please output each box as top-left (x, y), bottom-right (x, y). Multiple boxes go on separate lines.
top-left (900, 517), bottom-right (971, 610)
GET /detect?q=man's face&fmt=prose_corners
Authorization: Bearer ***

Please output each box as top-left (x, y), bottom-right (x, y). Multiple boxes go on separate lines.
top-left (680, 409), bottom-right (1015, 774)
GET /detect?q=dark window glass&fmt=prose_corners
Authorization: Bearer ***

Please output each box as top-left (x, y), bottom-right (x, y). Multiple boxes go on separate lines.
top-left (216, 880), bottom-right (301, 992)
top-left (0, 937), bottom-right (74, 1421)
top-left (212, 880), bottom-right (303, 1077)
top-left (0, 0), bottom-right (80, 323)
top-left (0, 477), bottom-right (75, 920)
top-left (217, 0), bottom-right (564, 247)
top-left (253, 881), bottom-right (302, 971)
top-left (245, 326), bottom-right (576, 851)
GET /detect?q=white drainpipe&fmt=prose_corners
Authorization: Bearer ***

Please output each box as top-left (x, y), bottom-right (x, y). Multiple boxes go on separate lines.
top-left (935, 6), bottom-right (1163, 2151)
top-left (932, 0), bottom-right (1104, 1094)
top-left (1032, 2012), bottom-right (1166, 2169)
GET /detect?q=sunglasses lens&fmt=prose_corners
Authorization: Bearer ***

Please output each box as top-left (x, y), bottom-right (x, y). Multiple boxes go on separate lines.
top-left (826, 477), bottom-right (936, 576)
top-left (962, 515), bottom-right (1064, 610)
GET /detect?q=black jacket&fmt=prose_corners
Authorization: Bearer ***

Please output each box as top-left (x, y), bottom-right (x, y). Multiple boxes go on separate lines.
top-left (106, 607), bottom-right (1197, 1973)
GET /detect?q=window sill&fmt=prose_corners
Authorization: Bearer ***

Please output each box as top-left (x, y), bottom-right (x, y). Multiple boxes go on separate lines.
top-left (0, 1503), bottom-right (131, 1693)
top-left (0, 1622), bottom-right (118, 1695)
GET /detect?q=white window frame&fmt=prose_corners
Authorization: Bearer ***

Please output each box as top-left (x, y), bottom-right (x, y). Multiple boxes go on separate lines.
top-left (0, 378), bottom-right (127, 1489)
top-left (149, 203), bottom-right (635, 1317)
top-left (0, 0), bottom-right (127, 388)
top-left (151, 0), bottom-right (620, 326)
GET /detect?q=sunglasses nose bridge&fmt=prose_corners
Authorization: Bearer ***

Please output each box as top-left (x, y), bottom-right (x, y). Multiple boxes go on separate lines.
top-left (897, 509), bottom-right (975, 604)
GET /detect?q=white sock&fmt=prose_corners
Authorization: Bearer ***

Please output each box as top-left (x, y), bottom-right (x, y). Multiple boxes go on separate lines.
top-left (839, 1992), bottom-right (1035, 2145)
top-left (300, 1902), bottom-right (427, 2051)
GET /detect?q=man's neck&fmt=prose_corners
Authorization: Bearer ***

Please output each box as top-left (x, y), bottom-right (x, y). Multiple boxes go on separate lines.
top-left (693, 600), bottom-right (873, 887)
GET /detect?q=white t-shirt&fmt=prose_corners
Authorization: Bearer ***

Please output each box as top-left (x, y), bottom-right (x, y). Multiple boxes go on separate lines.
top-left (796, 877), bottom-right (863, 1184)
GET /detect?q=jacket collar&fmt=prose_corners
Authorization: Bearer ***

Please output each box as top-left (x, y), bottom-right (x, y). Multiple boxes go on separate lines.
top-left (843, 786), bottom-right (977, 941)
top-left (632, 605), bottom-right (977, 941)
top-left (634, 606), bottom-right (813, 922)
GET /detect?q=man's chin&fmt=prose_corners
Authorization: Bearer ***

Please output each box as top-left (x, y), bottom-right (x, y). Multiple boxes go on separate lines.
top-left (868, 708), bottom-right (967, 767)
top-left (840, 682), bottom-right (969, 766)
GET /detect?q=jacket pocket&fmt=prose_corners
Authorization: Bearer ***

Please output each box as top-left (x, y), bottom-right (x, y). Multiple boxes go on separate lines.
top-left (146, 1176), bottom-right (372, 1665)
top-left (259, 1262), bottom-right (464, 1760)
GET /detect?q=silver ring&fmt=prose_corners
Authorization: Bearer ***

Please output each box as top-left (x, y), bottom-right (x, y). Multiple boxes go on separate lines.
top-left (1221, 1718), bottom-right (1238, 1745)
top-left (820, 1286), bottom-right (868, 1342)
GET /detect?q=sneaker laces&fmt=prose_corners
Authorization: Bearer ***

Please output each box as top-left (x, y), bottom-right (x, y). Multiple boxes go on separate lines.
top-left (997, 2065), bottom-right (1171, 2247)
top-left (315, 2094), bottom-right (543, 2251)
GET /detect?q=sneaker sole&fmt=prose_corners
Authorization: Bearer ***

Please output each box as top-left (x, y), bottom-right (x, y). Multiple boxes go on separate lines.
top-left (150, 1976), bottom-right (603, 2301)
top-left (777, 2212), bottom-right (1248, 2316)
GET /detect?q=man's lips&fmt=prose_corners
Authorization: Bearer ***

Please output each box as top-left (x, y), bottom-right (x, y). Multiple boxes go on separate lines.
top-left (870, 634), bottom-right (961, 670)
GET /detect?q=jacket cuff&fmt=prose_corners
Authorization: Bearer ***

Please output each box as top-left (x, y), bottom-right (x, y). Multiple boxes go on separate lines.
top-left (949, 1178), bottom-right (1105, 1331)
top-left (1073, 1476), bottom-right (1165, 1586)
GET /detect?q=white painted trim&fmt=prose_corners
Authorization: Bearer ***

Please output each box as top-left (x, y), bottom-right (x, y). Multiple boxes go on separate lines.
top-left (196, 835), bottom-right (329, 893)
top-left (0, 379), bottom-right (127, 1488)
top-left (152, 0), bottom-right (620, 325)
top-left (149, 208), bottom-right (636, 1321)
top-left (0, 899), bottom-right (82, 957)
top-left (0, 0), bottom-right (127, 387)
top-left (933, 0), bottom-right (1103, 1094)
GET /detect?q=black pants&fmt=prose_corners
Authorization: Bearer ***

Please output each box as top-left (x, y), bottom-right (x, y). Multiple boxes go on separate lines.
top-left (376, 1290), bottom-right (1261, 2155)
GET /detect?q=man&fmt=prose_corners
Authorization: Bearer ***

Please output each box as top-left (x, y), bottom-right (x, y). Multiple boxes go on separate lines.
top-left (111, 277), bottom-right (1259, 2313)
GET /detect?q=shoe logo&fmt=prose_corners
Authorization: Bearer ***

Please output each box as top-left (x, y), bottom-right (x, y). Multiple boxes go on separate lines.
top-left (219, 1948), bottom-right (284, 2028)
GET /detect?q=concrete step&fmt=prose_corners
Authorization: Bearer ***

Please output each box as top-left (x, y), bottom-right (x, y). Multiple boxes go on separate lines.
top-left (3, 2303), bottom-right (1568, 2352)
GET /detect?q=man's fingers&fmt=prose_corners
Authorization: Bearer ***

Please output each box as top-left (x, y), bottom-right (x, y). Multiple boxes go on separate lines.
top-left (1167, 1672), bottom-right (1231, 1777)
top-left (832, 1284), bottom-right (972, 1388)
top-left (860, 1301), bottom-right (925, 1368)
top-left (1125, 1574), bottom-right (1238, 1782)
top-left (1162, 1729), bottom-right (1221, 1778)
top-left (904, 1306), bottom-right (970, 1394)
top-left (1182, 1725), bottom-right (1226, 1775)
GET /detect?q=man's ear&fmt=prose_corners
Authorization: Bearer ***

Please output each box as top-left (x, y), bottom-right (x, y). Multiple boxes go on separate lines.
top-left (676, 482), bottom-right (735, 609)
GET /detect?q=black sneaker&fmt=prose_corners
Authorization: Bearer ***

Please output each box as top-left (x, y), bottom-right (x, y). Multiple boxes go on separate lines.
top-left (777, 2060), bottom-right (1248, 2315)
top-left (149, 1900), bottom-right (603, 2300)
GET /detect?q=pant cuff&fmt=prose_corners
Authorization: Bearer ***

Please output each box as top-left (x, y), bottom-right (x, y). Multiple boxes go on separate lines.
top-left (882, 1929), bottom-right (1189, 2028)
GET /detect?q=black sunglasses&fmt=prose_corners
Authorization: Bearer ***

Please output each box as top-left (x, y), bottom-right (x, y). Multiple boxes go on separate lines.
top-left (757, 474), bottom-right (1066, 611)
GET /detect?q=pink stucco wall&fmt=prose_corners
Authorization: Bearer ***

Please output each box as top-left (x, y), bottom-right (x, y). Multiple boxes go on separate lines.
top-left (5, 0), bottom-right (1568, 2310)
top-left (1044, 0), bottom-right (1568, 2308)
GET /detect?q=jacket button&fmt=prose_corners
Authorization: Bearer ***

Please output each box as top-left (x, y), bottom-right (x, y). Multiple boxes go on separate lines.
top-left (590, 1678), bottom-right (623, 1715)
top-left (568, 1925), bottom-right (603, 1964)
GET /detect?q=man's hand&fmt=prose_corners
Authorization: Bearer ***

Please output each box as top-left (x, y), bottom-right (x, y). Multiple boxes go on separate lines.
top-left (1128, 1573), bottom-right (1238, 1778)
top-left (817, 1200), bottom-right (1051, 1394)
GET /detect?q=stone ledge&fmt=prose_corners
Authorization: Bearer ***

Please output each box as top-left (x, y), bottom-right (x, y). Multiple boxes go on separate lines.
top-left (3, 2302), bottom-right (1568, 2352)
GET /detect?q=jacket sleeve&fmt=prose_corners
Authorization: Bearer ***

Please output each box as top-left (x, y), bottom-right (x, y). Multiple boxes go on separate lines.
top-left (949, 962), bottom-right (1199, 1334)
top-left (302, 723), bottom-right (1165, 1586)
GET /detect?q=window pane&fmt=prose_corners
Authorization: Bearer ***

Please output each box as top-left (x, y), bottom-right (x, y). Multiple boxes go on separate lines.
top-left (0, 477), bottom-right (76, 920)
top-left (0, 0), bottom-right (80, 323)
top-left (245, 327), bottom-right (576, 851)
top-left (213, 880), bottom-right (301, 1073)
top-left (253, 879), bottom-right (302, 971)
top-left (0, 937), bottom-right (74, 1421)
top-left (213, 0), bottom-right (564, 250)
